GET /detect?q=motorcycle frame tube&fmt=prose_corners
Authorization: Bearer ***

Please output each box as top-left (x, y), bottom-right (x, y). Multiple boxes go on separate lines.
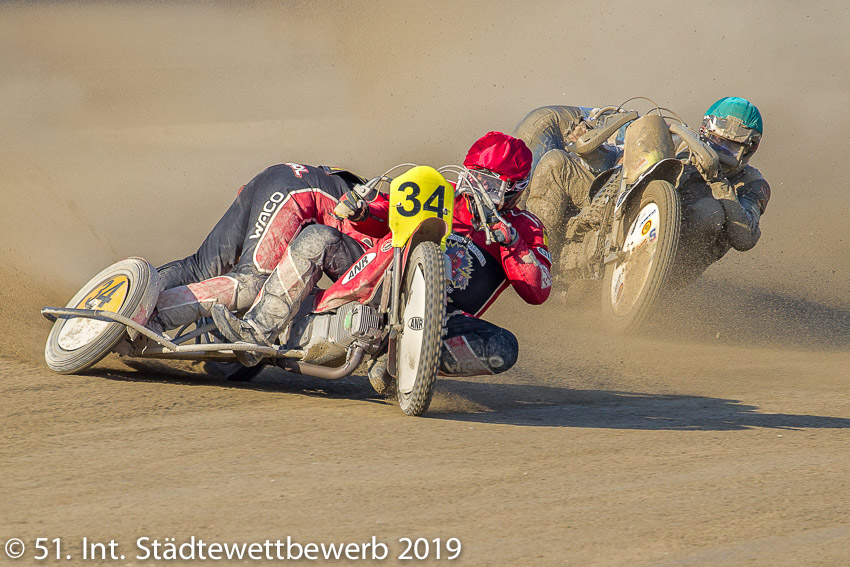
top-left (42, 306), bottom-right (282, 357)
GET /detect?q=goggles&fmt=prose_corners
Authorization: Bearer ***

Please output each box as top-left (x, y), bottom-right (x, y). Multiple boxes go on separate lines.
top-left (705, 133), bottom-right (747, 164)
top-left (468, 168), bottom-right (515, 206)
top-left (701, 115), bottom-right (760, 145)
top-left (700, 115), bottom-right (761, 166)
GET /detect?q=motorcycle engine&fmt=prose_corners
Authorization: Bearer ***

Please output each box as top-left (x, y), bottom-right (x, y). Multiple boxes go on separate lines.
top-left (329, 303), bottom-right (382, 348)
top-left (285, 303), bottom-right (383, 364)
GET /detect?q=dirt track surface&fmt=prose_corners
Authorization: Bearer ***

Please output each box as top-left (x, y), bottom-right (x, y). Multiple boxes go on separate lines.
top-left (1, 2), bottom-right (849, 566)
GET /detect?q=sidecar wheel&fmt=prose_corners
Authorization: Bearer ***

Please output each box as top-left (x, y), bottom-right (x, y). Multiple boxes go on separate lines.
top-left (600, 180), bottom-right (681, 333)
top-left (396, 241), bottom-right (446, 416)
top-left (45, 258), bottom-right (159, 374)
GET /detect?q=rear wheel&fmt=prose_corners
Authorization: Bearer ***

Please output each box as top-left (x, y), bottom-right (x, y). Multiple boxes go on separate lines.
top-left (45, 258), bottom-right (159, 373)
top-left (601, 180), bottom-right (681, 333)
top-left (396, 241), bottom-right (446, 416)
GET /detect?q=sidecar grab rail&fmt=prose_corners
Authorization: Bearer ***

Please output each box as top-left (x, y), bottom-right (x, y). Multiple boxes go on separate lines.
top-left (40, 306), bottom-right (282, 356)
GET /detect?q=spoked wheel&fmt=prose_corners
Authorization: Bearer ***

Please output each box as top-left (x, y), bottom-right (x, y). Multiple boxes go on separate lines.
top-left (45, 258), bottom-right (160, 374)
top-left (601, 180), bottom-right (681, 333)
top-left (396, 241), bottom-right (446, 416)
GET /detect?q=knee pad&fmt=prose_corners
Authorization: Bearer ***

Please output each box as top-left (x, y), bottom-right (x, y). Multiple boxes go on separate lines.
top-left (290, 224), bottom-right (343, 261)
top-left (229, 272), bottom-right (268, 311)
top-left (533, 149), bottom-right (573, 183)
top-left (486, 329), bottom-right (519, 374)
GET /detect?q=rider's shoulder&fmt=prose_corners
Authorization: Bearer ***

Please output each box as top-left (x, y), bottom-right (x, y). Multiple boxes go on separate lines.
top-left (503, 207), bottom-right (546, 230)
top-left (261, 162), bottom-right (316, 177)
top-left (319, 165), bottom-right (367, 185)
top-left (733, 164), bottom-right (768, 185)
top-left (731, 165), bottom-right (770, 196)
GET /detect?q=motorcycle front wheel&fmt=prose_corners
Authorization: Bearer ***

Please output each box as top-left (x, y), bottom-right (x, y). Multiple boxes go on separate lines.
top-left (395, 241), bottom-right (446, 416)
top-left (600, 180), bottom-right (681, 333)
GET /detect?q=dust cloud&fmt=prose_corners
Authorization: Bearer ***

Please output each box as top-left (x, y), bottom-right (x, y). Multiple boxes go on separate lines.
top-left (3, 5), bottom-right (850, 564)
top-left (1, 1), bottom-right (847, 358)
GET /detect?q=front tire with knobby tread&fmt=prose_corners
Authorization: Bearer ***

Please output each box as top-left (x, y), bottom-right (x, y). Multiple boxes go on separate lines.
top-left (396, 241), bottom-right (446, 416)
top-left (600, 180), bottom-right (681, 334)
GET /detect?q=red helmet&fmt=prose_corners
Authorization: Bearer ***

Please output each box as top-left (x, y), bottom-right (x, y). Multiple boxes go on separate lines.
top-left (463, 132), bottom-right (532, 209)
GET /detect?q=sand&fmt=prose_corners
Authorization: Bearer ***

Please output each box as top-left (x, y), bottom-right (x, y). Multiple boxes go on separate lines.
top-left (1, 2), bottom-right (848, 565)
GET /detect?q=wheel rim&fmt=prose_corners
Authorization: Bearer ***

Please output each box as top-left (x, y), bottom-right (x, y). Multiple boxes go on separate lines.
top-left (397, 265), bottom-right (426, 395)
top-left (57, 274), bottom-right (130, 351)
top-left (610, 203), bottom-right (660, 316)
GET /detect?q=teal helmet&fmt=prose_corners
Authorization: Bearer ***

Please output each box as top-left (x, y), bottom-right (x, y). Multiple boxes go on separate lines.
top-left (700, 97), bottom-right (763, 173)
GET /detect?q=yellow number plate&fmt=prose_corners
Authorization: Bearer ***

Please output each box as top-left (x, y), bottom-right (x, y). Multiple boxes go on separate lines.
top-left (388, 165), bottom-right (454, 248)
top-left (75, 275), bottom-right (130, 313)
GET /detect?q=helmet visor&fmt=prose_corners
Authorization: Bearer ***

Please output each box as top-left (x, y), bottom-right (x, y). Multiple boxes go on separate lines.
top-left (705, 133), bottom-right (747, 165)
top-left (469, 168), bottom-right (513, 207)
top-left (503, 177), bottom-right (528, 209)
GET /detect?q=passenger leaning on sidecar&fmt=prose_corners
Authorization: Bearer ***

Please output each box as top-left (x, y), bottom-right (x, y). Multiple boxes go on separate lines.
top-left (513, 97), bottom-right (771, 284)
top-left (152, 163), bottom-right (390, 330)
top-left (211, 132), bottom-right (552, 383)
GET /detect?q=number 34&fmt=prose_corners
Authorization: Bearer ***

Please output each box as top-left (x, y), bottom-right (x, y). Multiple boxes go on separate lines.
top-left (397, 182), bottom-right (447, 218)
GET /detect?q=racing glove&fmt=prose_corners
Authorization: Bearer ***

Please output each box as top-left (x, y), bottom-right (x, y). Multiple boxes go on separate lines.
top-left (489, 221), bottom-right (519, 247)
top-left (710, 178), bottom-right (762, 251)
top-left (692, 152), bottom-right (721, 183)
top-left (333, 189), bottom-right (369, 221)
top-left (709, 178), bottom-right (738, 202)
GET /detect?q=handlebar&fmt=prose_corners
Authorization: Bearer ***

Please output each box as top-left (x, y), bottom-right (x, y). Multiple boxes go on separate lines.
top-left (439, 165), bottom-right (509, 245)
top-left (567, 109), bottom-right (639, 155)
top-left (568, 101), bottom-right (723, 183)
top-left (668, 123), bottom-right (721, 181)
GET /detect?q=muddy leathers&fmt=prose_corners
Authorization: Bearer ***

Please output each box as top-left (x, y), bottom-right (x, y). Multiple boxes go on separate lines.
top-left (154, 163), bottom-right (389, 329)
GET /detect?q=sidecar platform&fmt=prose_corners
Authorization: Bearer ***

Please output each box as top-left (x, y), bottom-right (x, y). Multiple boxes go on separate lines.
top-left (41, 306), bottom-right (365, 380)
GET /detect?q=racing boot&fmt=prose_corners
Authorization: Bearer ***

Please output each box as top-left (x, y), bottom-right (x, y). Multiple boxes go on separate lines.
top-left (211, 305), bottom-right (270, 367)
top-left (212, 256), bottom-right (319, 367)
top-left (213, 225), bottom-right (366, 367)
top-left (367, 352), bottom-right (395, 396)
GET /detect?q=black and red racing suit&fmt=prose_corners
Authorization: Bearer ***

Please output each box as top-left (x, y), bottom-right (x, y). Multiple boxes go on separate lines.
top-left (154, 163), bottom-right (388, 329)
